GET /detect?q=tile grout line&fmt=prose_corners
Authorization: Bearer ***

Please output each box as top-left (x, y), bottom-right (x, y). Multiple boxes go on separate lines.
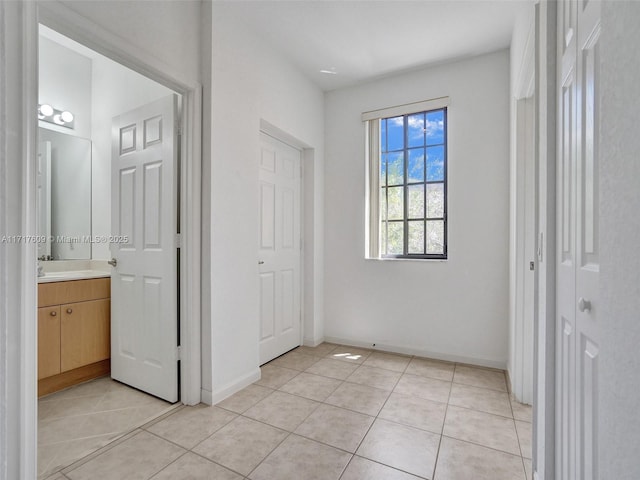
top-left (220, 374), bottom-right (333, 479)
top-left (143, 428), bottom-right (250, 479)
top-left (440, 433), bottom-right (527, 460)
top-left (60, 428), bottom-right (144, 476)
top-left (337, 353), bottom-right (424, 479)
top-left (144, 449), bottom-right (190, 480)
top-left (513, 417), bottom-right (529, 477)
top-left (431, 361), bottom-right (460, 480)
top-left (506, 380), bottom-right (530, 477)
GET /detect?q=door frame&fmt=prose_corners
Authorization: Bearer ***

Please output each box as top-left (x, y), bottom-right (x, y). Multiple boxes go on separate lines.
top-left (510, 11), bottom-right (536, 407)
top-left (17, 2), bottom-right (203, 475)
top-left (533, 2), bottom-right (558, 479)
top-left (512, 93), bottom-right (536, 406)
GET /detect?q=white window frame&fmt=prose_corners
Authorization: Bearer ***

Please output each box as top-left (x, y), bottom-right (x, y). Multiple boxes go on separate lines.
top-left (364, 96), bottom-right (450, 259)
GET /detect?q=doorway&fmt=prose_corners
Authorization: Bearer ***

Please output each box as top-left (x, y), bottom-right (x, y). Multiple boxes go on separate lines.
top-left (35, 18), bottom-right (200, 478)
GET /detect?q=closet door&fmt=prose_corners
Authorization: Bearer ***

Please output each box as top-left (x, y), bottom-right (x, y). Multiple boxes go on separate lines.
top-left (556, 1), bottom-right (601, 479)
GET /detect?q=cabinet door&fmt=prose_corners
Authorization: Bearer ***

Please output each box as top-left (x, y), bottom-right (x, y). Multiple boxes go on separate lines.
top-left (61, 299), bottom-right (111, 372)
top-left (38, 306), bottom-right (61, 379)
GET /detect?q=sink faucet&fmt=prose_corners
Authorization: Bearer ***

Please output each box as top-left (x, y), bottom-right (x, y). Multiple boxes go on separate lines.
top-left (37, 260), bottom-right (44, 277)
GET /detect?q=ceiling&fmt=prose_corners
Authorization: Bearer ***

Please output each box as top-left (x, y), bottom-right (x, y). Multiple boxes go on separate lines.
top-left (216, 0), bottom-right (529, 91)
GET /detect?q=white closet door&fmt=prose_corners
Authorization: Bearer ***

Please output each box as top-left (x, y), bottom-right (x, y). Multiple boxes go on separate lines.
top-left (258, 133), bottom-right (302, 365)
top-left (556, 1), bottom-right (601, 478)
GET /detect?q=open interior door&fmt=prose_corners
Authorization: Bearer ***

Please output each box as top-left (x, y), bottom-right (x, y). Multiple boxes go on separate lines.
top-left (110, 94), bottom-right (179, 402)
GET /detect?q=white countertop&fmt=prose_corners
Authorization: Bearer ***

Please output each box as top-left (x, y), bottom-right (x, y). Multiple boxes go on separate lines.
top-left (38, 269), bottom-right (111, 283)
top-left (37, 260), bottom-right (111, 283)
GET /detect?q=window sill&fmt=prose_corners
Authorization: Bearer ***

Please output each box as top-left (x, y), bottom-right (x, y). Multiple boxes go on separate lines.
top-left (365, 256), bottom-right (448, 263)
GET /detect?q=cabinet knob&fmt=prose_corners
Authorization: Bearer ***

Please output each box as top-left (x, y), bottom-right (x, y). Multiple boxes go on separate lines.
top-left (66, 308), bottom-right (73, 314)
top-left (50, 311), bottom-right (57, 317)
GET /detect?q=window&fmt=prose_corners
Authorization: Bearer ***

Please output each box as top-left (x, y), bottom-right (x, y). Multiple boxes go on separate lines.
top-left (364, 98), bottom-right (448, 259)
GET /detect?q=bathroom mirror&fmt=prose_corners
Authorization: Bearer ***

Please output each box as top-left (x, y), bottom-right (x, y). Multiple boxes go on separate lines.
top-left (37, 128), bottom-right (92, 260)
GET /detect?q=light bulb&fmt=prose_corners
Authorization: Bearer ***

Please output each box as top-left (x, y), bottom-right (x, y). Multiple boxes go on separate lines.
top-left (53, 114), bottom-right (64, 125)
top-left (60, 111), bottom-right (74, 123)
top-left (39, 104), bottom-right (53, 117)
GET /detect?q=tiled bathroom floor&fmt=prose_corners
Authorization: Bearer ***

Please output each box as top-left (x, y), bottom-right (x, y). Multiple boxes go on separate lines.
top-left (42, 344), bottom-right (533, 480)
top-left (38, 376), bottom-right (177, 479)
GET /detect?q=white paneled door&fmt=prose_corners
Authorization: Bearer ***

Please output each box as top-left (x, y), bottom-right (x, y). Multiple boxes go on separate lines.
top-left (110, 95), bottom-right (179, 402)
top-left (258, 133), bottom-right (302, 365)
top-left (557, 1), bottom-right (601, 478)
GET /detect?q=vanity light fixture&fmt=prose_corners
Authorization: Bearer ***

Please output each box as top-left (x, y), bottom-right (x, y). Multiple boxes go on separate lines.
top-left (38, 103), bottom-right (75, 129)
top-left (38, 103), bottom-right (54, 118)
top-left (60, 111), bottom-right (74, 123)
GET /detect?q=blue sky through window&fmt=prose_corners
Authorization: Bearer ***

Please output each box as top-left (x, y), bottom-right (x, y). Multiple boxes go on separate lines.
top-left (386, 116), bottom-right (404, 151)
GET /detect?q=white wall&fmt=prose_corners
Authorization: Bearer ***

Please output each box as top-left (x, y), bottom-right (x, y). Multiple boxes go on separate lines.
top-left (599, 2), bottom-right (640, 477)
top-left (90, 54), bottom-right (173, 260)
top-left (203, 4), bottom-right (325, 402)
top-left (324, 51), bottom-right (510, 368)
top-left (58, 0), bottom-right (200, 87)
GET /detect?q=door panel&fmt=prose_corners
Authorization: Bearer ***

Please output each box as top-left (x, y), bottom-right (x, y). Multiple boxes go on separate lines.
top-left (111, 94), bottom-right (179, 402)
top-left (38, 306), bottom-right (61, 379)
top-left (60, 299), bottom-right (110, 372)
top-left (258, 133), bottom-right (302, 365)
top-left (575, 2), bottom-right (601, 478)
top-left (557, 58), bottom-right (577, 480)
top-left (260, 272), bottom-right (276, 341)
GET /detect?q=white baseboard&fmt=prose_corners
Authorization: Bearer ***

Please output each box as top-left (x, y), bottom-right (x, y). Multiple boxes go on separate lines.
top-left (324, 336), bottom-right (507, 370)
top-left (303, 337), bottom-right (324, 347)
top-left (201, 389), bottom-right (213, 406)
top-left (201, 367), bottom-right (261, 406)
top-left (505, 367), bottom-right (513, 394)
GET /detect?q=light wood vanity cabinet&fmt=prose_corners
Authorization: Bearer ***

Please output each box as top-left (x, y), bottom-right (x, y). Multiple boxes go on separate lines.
top-left (38, 277), bottom-right (111, 396)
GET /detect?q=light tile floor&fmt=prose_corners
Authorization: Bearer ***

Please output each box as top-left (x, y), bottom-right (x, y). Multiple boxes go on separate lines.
top-left (38, 376), bottom-right (177, 479)
top-left (44, 344), bottom-right (533, 480)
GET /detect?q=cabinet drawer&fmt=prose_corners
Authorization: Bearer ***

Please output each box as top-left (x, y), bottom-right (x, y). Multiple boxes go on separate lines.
top-left (38, 278), bottom-right (110, 307)
top-left (61, 299), bottom-right (111, 372)
top-left (38, 306), bottom-right (61, 379)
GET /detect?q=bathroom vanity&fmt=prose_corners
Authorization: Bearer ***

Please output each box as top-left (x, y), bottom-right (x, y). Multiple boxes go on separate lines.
top-left (37, 275), bottom-right (111, 397)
